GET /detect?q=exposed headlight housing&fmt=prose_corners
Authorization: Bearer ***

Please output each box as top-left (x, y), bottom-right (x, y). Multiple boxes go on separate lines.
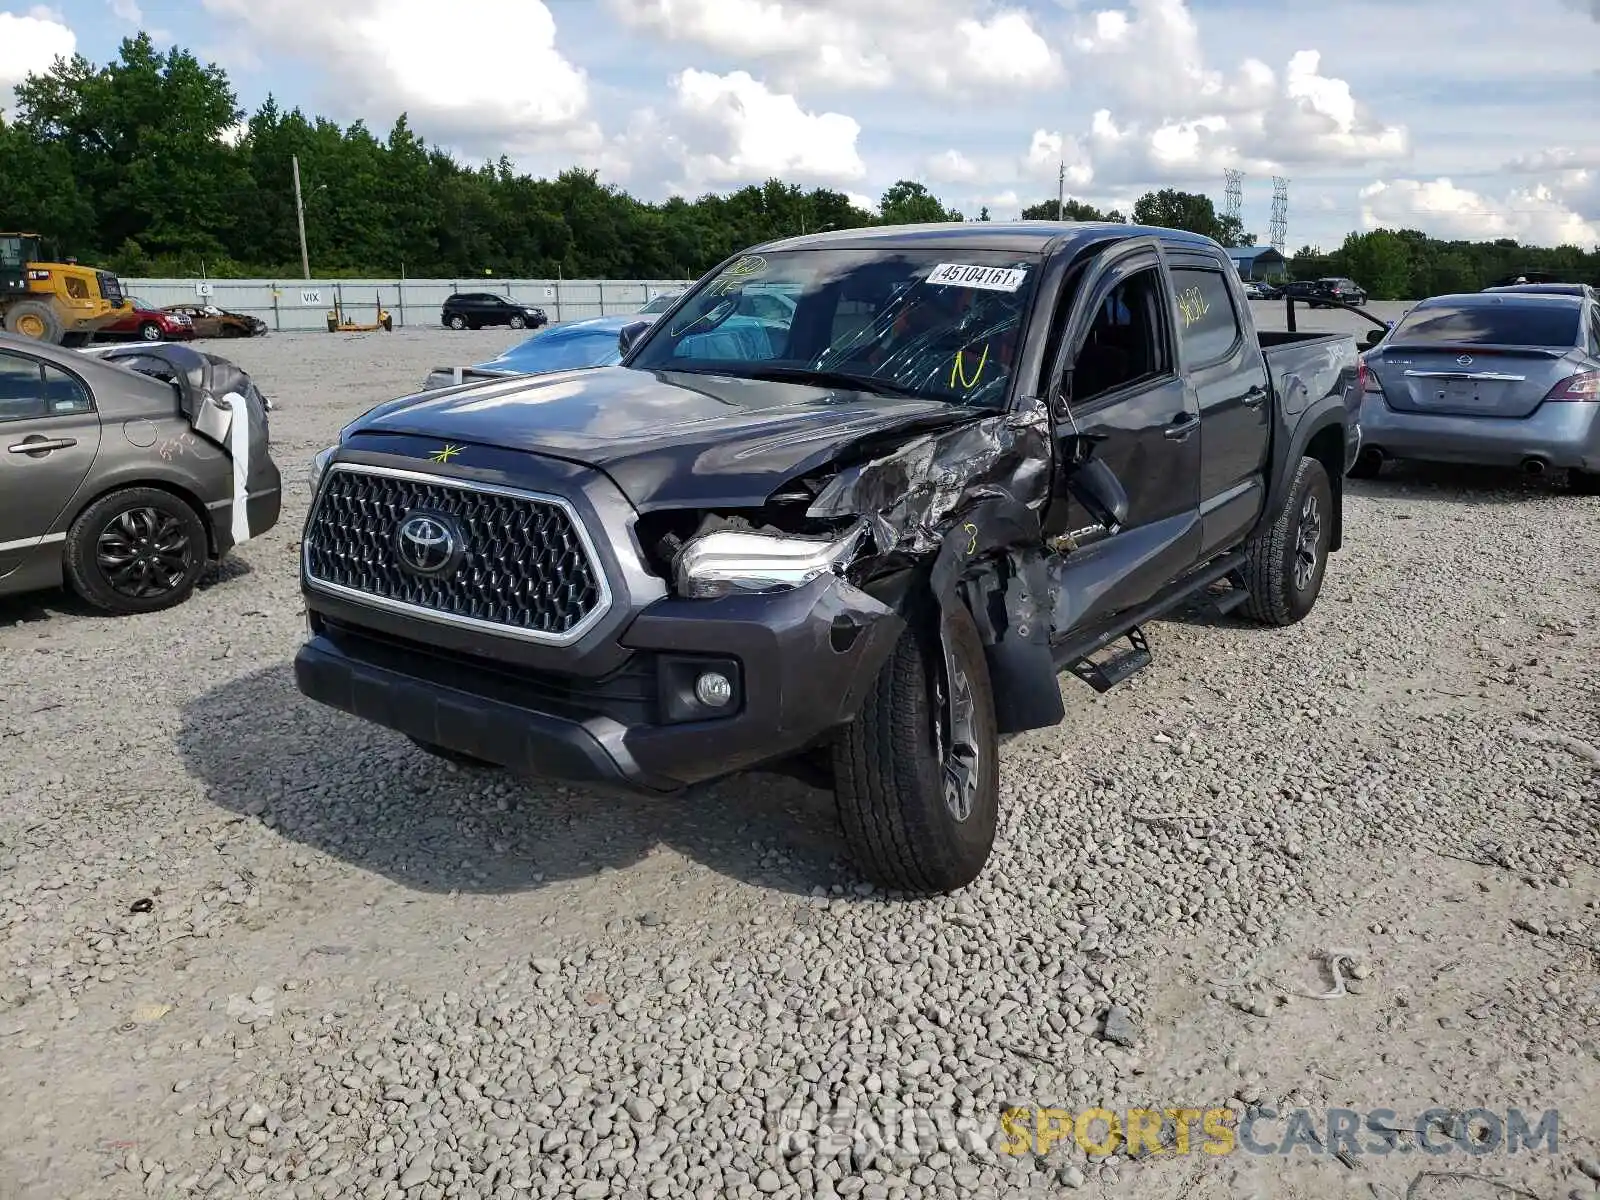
top-left (308, 444), bottom-right (337, 494)
top-left (674, 520), bottom-right (867, 599)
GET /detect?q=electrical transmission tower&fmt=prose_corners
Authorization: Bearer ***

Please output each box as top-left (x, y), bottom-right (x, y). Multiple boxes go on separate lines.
top-left (1223, 169), bottom-right (1244, 226)
top-left (1269, 177), bottom-right (1289, 254)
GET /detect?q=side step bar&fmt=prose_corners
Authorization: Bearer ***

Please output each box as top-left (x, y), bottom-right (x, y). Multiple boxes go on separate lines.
top-left (1067, 626), bottom-right (1151, 693)
top-left (1052, 551), bottom-right (1249, 693)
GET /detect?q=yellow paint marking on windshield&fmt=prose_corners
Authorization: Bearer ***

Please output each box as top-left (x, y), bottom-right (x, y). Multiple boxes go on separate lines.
top-left (950, 344), bottom-right (990, 390)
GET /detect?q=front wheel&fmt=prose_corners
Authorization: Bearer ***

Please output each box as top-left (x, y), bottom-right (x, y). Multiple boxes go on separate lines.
top-left (509, 314), bottom-right (526, 330)
top-left (447, 314), bottom-right (467, 330)
top-left (63, 487), bottom-right (209, 615)
top-left (1241, 455), bottom-right (1334, 627)
top-left (138, 322), bottom-right (162, 341)
top-left (832, 600), bottom-right (1000, 894)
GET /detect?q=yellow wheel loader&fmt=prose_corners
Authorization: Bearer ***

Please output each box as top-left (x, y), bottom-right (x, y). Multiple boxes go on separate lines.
top-left (0, 232), bottom-right (132, 345)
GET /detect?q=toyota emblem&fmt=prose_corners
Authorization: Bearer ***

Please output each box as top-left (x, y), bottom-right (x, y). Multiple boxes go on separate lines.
top-left (395, 513), bottom-right (462, 577)
top-left (1456, 354), bottom-right (1473, 367)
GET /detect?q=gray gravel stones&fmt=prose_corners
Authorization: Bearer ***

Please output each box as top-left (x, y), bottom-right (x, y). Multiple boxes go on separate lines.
top-left (1, 327), bottom-right (1598, 1200)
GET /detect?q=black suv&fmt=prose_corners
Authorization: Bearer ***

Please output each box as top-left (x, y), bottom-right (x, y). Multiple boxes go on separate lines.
top-left (440, 293), bottom-right (548, 331)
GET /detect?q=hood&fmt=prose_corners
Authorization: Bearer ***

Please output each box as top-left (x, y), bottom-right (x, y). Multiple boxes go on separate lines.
top-left (347, 365), bottom-right (983, 511)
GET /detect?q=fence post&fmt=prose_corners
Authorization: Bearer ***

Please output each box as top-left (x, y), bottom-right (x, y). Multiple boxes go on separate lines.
top-left (555, 280), bottom-right (563, 323)
top-left (397, 280), bottom-right (406, 329)
top-left (271, 284), bottom-right (281, 332)
top-left (597, 279), bottom-right (604, 316)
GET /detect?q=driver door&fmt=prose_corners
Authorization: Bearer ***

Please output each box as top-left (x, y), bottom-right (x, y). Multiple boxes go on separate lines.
top-left (1043, 237), bottom-right (1202, 620)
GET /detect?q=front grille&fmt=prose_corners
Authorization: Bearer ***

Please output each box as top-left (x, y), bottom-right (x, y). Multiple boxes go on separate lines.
top-left (304, 465), bottom-right (609, 643)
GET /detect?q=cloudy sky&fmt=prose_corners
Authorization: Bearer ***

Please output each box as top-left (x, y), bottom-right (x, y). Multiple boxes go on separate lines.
top-left (2, 0), bottom-right (1597, 252)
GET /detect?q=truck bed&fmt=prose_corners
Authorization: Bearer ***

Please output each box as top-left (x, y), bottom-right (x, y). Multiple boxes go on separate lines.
top-left (1259, 330), bottom-right (1358, 418)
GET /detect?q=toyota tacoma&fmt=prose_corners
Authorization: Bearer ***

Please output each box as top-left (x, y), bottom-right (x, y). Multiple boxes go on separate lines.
top-left (294, 222), bottom-right (1373, 893)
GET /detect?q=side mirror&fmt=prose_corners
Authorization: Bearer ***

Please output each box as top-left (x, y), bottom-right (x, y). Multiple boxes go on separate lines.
top-left (617, 320), bottom-right (651, 356)
top-left (1362, 329), bottom-right (1385, 349)
top-left (1062, 440), bottom-right (1130, 533)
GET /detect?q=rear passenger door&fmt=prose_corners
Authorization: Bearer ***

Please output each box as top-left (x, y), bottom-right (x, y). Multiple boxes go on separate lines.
top-left (1167, 254), bottom-right (1272, 557)
top-left (0, 349), bottom-right (102, 579)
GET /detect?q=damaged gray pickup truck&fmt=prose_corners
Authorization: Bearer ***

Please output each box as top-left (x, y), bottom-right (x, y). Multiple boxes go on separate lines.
top-left (294, 222), bottom-right (1368, 893)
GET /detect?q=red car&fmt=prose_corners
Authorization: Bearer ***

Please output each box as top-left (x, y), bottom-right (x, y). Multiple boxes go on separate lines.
top-left (97, 295), bottom-right (196, 342)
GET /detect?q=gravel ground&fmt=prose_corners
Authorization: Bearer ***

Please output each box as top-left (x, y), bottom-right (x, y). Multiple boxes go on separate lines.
top-left (1, 317), bottom-right (1597, 1200)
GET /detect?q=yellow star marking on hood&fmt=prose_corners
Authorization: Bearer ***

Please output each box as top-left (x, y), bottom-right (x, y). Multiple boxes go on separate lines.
top-left (428, 444), bottom-right (463, 463)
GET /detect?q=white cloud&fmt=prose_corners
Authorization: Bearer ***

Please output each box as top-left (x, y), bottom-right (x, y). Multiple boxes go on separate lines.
top-left (925, 149), bottom-right (980, 184)
top-left (1065, 0), bottom-right (1406, 185)
top-left (1360, 178), bottom-right (1600, 247)
top-left (1021, 129), bottom-right (1094, 187)
top-left (608, 69), bottom-right (866, 194)
top-left (846, 192), bottom-right (878, 214)
top-left (1505, 147), bottom-right (1600, 174)
top-left (199, 0), bottom-right (593, 155)
top-left (107, 0), bottom-right (142, 22)
top-left (605, 0), bottom-right (1062, 94)
top-left (0, 6), bottom-right (74, 116)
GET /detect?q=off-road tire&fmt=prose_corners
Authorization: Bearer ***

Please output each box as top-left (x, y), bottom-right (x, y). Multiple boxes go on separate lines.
top-left (3, 300), bottom-right (64, 343)
top-left (832, 600), bottom-right (1000, 894)
top-left (407, 736), bottom-right (503, 770)
top-left (64, 487), bottom-right (210, 615)
top-left (1569, 468), bottom-right (1600, 496)
top-left (448, 314), bottom-right (467, 330)
top-left (1241, 455), bottom-right (1334, 627)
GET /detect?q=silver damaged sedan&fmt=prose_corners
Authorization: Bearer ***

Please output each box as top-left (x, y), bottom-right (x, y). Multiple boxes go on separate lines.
top-left (1351, 291), bottom-right (1600, 493)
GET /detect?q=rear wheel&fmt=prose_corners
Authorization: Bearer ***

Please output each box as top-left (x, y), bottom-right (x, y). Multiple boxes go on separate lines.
top-left (64, 487), bottom-right (209, 615)
top-left (833, 599), bottom-right (1000, 894)
top-left (1570, 468), bottom-right (1600, 496)
top-left (1347, 449), bottom-right (1384, 479)
top-left (1241, 455), bottom-right (1334, 627)
top-left (3, 300), bottom-right (64, 344)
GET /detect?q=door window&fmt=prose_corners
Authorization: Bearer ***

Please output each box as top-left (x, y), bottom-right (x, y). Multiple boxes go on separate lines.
top-left (1072, 266), bottom-right (1171, 405)
top-left (1170, 267), bottom-right (1243, 366)
top-left (1588, 310), bottom-right (1600, 357)
top-left (0, 352), bottom-right (93, 422)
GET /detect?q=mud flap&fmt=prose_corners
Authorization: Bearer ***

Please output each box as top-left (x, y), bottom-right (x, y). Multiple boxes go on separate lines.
top-left (927, 497), bottom-right (1064, 735)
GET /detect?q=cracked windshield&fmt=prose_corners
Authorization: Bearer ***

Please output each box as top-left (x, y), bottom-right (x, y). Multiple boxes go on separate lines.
top-left (627, 249), bottom-right (1042, 408)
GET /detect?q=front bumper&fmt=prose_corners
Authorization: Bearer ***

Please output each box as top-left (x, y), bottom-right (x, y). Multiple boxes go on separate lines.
top-left (294, 573), bottom-right (905, 792)
top-left (1359, 395), bottom-right (1600, 470)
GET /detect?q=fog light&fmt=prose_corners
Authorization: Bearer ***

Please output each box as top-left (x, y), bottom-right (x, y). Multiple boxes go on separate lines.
top-left (694, 671), bottom-right (733, 708)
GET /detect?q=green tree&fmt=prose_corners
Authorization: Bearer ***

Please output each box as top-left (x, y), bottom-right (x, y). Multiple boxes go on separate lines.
top-left (1130, 188), bottom-right (1255, 245)
top-left (1338, 229), bottom-right (1412, 300)
top-left (1020, 197), bottom-right (1113, 221)
top-left (878, 180), bottom-right (961, 225)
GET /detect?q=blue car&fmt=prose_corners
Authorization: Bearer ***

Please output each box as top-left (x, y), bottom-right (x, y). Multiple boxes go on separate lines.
top-left (423, 313), bottom-right (658, 390)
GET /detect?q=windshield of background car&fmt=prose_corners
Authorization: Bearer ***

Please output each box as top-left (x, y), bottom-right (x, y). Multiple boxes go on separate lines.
top-left (494, 330), bottom-right (622, 372)
top-left (625, 248), bottom-right (1043, 409)
top-left (1391, 302), bottom-right (1580, 348)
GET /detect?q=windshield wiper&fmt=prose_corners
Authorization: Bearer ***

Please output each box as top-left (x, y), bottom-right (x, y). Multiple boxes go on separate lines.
top-left (729, 366), bottom-right (925, 399)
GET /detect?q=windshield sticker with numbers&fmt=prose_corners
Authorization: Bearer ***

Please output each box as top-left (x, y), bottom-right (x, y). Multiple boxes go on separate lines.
top-left (926, 263), bottom-right (1029, 292)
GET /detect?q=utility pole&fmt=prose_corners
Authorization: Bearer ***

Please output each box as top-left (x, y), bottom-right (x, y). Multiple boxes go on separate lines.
top-left (1057, 161), bottom-right (1066, 220)
top-left (293, 155), bottom-right (311, 281)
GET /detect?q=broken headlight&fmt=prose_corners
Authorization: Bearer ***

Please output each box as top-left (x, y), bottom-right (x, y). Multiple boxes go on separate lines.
top-left (674, 521), bottom-right (867, 599)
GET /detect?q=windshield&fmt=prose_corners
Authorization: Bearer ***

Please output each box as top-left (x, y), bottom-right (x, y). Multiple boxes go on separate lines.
top-left (626, 248), bottom-right (1042, 409)
top-left (1391, 302), bottom-right (1580, 348)
top-left (491, 329), bottom-right (623, 373)
top-left (637, 293), bottom-right (681, 313)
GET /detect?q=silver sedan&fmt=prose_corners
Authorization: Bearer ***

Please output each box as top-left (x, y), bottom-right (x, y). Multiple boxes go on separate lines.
top-left (1351, 291), bottom-right (1600, 493)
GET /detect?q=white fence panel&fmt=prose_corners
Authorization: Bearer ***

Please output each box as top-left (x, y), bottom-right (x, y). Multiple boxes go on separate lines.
top-left (119, 278), bottom-right (694, 332)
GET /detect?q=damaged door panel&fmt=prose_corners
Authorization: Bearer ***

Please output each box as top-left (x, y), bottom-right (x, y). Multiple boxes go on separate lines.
top-left (291, 220), bottom-right (1362, 895)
